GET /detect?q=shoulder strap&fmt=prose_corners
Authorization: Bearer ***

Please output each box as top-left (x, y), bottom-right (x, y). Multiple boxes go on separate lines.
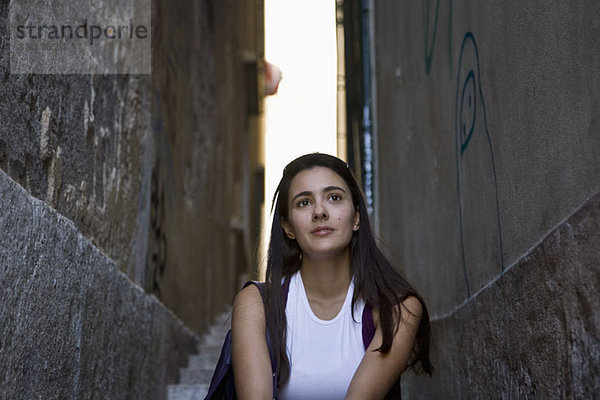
top-left (281, 274), bottom-right (292, 305)
top-left (244, 280), bottom-right (266, 297)
top-left (361, 303), bottom-right (375, 350)
top-left (360, 303), bottom-right (402, 399)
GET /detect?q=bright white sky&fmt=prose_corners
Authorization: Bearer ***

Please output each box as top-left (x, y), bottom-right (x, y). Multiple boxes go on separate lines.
top-left (261, 0), bottom-right (338, 275)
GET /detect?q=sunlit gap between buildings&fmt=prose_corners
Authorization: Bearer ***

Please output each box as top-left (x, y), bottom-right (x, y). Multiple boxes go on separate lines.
top-left (260, 0), bottom-right (341, 279)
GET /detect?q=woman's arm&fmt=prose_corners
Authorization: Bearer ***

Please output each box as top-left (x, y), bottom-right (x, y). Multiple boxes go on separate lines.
top-left (232, 284), bottom-right (274, 400)
top-left (345, 296), bottom-right (423, 400)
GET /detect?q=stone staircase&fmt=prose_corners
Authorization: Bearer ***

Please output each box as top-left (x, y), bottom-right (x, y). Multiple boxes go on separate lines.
top-left (168, 308), bottom-right (232, 400)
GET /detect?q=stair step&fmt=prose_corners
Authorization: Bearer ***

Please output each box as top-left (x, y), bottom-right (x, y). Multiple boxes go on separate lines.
top-left (167, 384), bottom-right (209, 400)
top-left (169, 309), bottom-right (231, 397)
top-left (204, 324), bottom-right (230, 338)
top-left (188, 354), bottom-right (219, 370)
top-left (202, 333), bottom-right (229, 347)
top-left (179, 366), bottom-right (215, 384)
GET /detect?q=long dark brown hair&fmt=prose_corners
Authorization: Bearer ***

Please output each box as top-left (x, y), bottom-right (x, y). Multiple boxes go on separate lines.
top-left (265, 153), bottom-right (433, 388)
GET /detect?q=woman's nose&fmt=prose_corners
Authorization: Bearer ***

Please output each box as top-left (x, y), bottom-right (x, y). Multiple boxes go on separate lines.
top-left (312, 202), bottom-right (328, 221)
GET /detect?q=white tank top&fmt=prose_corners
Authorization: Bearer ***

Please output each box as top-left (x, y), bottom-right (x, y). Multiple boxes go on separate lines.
top-left (279, 271), bottom-right (366, 400)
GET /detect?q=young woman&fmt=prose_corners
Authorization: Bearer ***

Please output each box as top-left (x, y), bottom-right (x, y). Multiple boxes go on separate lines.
top-left (232, 153), bottom-right (433, 399)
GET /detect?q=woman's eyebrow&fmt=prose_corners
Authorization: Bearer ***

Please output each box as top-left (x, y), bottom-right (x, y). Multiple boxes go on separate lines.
top-left (323, 185), bottom-right (346, 193)
top-left (291, 190), bottom-right (313, 203)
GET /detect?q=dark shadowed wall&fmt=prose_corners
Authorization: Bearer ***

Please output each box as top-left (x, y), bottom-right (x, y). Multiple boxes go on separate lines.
top-left (371, 1), bottom-right (600, 397)
top-left (150, 0), bottom-right (265, 335)
top-left (0, 0), bottom-right (263, 397)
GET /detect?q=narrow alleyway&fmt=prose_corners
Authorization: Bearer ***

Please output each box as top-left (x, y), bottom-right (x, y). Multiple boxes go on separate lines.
top-left (1, 1), bottom-right (599, 398)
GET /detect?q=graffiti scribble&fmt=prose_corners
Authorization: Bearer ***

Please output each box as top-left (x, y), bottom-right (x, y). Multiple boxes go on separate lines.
top-left (454, 32), bottom-right (504, 298)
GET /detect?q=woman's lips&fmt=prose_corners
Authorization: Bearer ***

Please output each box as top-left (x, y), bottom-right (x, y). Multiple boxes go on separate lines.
top-left (311, 227), bottom-right (334, 236)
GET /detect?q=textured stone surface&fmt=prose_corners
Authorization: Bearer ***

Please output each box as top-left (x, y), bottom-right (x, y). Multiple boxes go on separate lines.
top-left (0, 0), bottom-right (263, 338)
top-left (402, 191), bottom-right (600, 398)
top-left (0, 2), bottom-right (153, 286)
top-left (0, 169), bottom-right (199, 399)
top-left (0, 0), bottom-right (263, 397)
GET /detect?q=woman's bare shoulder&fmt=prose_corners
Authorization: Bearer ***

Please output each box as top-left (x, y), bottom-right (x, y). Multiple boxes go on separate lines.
top-left (234, 283), bottom-right (263, 304)
top-left (400, 295), bottom-right (423, 320)
top-left (233, 283), bottom-right (265, 322)
top-left (371, 294), bottom-right (423, 326)
top-left (231, 283), bottom-right (273, 399)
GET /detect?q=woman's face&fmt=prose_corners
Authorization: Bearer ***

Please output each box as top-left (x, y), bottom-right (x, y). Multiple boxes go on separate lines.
top-left (281, 166), bottom-right (359, 260)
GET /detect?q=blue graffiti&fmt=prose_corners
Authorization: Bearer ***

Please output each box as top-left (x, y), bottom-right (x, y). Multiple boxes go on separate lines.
top-left (423, 0), bottom-right (440, 75)
top-left (423, 0), bottom-right (453, 74)
top-left (454, 32), bottom-right (504, 297)
top-left (459, 70), bottom-right (476, 153)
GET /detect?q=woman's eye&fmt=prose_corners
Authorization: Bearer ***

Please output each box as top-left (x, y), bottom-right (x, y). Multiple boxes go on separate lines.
top-left (329, 194), bottom-right (342, 201)
top-left (297, 199), bottom-right (311, 207)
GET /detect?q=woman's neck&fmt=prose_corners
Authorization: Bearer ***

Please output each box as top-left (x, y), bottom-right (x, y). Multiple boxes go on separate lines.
top-left (299, 250), bottom-right (352, 301)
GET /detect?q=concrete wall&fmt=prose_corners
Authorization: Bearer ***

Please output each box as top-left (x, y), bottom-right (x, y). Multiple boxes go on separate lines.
top-left (0, 0), bottom-right (263, 396)
top-left (371, 1), bottom-right (600, 397)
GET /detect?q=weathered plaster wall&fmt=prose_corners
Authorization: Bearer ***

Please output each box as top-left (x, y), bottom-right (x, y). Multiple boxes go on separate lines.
top-left (371, 1), bottom-right (600, 397)
top-left (0, 169), bottom-right (198, 399)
